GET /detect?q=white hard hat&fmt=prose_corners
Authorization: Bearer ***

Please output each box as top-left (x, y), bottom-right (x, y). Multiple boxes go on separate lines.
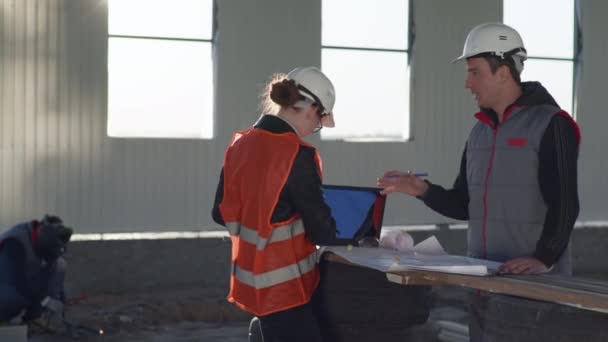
top-left (453, 22), bottom-right (527, 72)
top-left (287, 66), bottom-right (336, 127)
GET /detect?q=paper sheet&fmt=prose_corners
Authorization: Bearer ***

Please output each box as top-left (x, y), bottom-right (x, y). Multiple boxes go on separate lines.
top-left (321, 236), bottom-right (501, 276)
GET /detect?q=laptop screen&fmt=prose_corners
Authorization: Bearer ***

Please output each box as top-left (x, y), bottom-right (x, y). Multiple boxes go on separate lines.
top-left (321, 185), bottom-right (387, 244)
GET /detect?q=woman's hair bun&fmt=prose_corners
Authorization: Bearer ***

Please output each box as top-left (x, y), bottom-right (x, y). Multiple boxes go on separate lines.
top-left (270, 79), bottom-right (304, 107)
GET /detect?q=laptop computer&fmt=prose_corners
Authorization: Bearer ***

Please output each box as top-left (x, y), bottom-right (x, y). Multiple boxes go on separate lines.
top-left (321, 184), bottom-right (387, 246)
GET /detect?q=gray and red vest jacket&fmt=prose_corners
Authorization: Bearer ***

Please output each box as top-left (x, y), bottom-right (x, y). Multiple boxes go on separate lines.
top-left (467, 104), bottom-right (571, 274)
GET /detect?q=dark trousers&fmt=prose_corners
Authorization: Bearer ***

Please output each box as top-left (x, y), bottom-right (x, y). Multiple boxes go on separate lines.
top-left (0, 283), bottom-right (28, 321)
top-left (257, 298), bottom-right (324, 342)
top-left (0, 257), bottom-right (66, 322)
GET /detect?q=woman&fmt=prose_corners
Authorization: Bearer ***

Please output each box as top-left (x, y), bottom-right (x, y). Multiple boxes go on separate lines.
top-left (212, 66), bottom-right (338, 341)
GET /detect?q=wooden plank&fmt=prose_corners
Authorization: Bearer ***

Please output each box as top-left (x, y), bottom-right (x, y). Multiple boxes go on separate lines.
top-left (386, 271), bottom-right (608, 313)
top-left (323, 251), bottom-right (356, 264)
top-left (322, 252), bottom-right (608, 313)
top-left (515, 274), bottom-right (608, 295)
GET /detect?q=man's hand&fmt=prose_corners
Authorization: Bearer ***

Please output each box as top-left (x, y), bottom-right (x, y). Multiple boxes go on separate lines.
top-left (41, 297), bottom-right (64, 314)
top-left (498, 257), bottom-right (549, 275)
top-left (377, 170), bottom-right (429, 196)
top-left (36, 297), bottom-right (66, 333)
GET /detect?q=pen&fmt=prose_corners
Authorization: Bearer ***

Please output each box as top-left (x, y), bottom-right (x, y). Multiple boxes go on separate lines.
top-left (386, 172), bottom-right (428, 178)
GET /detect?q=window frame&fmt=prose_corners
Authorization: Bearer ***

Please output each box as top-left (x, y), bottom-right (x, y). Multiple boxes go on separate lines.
top-left (502, 0), bottom-right (580, 116)
top-left (320, 0), bottom-right (413, 142)
top-left (106, 0), bottom-right (217, 139)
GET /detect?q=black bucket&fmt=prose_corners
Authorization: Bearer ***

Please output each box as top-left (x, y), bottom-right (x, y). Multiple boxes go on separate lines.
top-left (315, 258), bottom-right (432, 342)
top-left (469, 292), bottom-right (608, 342)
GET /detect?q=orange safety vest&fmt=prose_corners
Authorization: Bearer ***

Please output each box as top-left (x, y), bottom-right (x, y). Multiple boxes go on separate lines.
top-left (219, 127), bottom-right (323, 316)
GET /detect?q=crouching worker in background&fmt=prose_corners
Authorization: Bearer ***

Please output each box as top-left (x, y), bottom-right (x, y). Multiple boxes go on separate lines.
top-left (0, 215), bottom-right (73, 332)
top-left (212, 66), bottom-right (339, 342)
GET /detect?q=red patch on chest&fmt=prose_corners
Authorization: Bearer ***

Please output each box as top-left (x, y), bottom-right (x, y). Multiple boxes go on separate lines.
top-left (508, 138), bottom-right (528, 147)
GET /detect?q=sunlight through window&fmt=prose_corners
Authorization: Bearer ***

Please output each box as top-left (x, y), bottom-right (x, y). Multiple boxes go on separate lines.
top-left (107, 0), bottom-right (214, 139)
top-left (504, 0), bottom-right (576, 114)
top-left (321, 0), bottom-right (410, 141)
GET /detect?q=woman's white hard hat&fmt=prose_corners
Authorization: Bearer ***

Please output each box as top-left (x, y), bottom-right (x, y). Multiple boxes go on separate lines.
top-left (287, 66), bottom-right (336, 127)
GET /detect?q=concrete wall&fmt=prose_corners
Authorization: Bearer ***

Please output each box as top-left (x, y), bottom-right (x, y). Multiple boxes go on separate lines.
top-left (65, 237), bottom-right (232, 296)
top-left (63, 226), bottom-right (608, 297)
top-left (0, 0), bottom-right (607, 232)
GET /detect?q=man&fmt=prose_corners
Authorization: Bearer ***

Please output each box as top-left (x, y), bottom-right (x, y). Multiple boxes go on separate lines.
top-left (378, 22), bottom-right (580, 276)
top-left (0, 215), bottom-right (73, 330)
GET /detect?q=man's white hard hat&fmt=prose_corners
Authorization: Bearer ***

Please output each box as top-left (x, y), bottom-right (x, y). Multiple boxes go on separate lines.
top-left (287, 66), bottom-right (336, 127)
top-left (453, 22), bottom-right (527, 73)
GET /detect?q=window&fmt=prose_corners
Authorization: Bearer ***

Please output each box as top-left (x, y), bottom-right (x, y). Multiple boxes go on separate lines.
top-left (321, 0), bottom-right (410, 141)
top-left (504, 0), bottom-right (576, 114)
top-left (107, 0), bottom-right (214, 139)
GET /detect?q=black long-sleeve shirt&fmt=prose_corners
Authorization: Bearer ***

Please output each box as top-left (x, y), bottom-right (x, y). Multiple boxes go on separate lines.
top-left (421, 83), bottom-right (579, 268)
top-left (212, 115), bottom-right (337, 245)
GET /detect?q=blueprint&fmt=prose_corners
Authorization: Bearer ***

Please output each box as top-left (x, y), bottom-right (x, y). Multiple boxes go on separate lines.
top-left (321, 236), bottom-right (501, 276)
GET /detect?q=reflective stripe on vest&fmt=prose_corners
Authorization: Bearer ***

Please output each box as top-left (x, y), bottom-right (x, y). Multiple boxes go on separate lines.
top-left (226, 219), bottom-right (305, 250)
top-left (219, 128), bottom-right (322, 315)
top-left (234, 250), bottom-right (317, 289)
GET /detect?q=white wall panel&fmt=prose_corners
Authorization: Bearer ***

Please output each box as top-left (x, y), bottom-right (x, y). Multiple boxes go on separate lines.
top-left (577, 0), bottom-right (608, 221)
top-left (0, 0), bottom-right (606, 232)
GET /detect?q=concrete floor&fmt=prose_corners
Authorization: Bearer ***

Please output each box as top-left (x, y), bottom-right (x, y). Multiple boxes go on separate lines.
top-left (23, 287), bottom-right (468, 342)
top-left (21, 288), bottom-right (252, 342)
top-left (28, 281), bottom-right (608, 342)
top-left (26, 305), bottom-right (465, 342)
top-left (29, 321), bottom-right (250, 342)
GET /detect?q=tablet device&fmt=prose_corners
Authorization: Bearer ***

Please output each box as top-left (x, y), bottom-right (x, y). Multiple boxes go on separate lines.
top-left (322, 185), bottom-right (387, 246)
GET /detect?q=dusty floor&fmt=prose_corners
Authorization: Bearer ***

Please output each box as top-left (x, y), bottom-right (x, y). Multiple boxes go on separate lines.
top-left (24, 273), bottom-right (608, 341)
top-left (29, 321), bottom-right (249, 342)
top-left (27, 289), bottom-right (252, 342)
top-left (26, 288), bottom-right (468, 342)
